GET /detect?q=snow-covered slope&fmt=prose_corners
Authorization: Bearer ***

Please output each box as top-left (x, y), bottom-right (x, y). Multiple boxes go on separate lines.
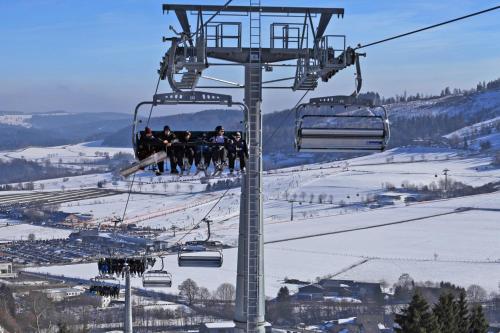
top-left (387, 90), bottom-right (500, 119)
top-left (17, 145), bottom-right (500, 297)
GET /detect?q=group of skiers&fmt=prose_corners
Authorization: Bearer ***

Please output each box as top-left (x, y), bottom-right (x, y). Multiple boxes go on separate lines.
top-left (89, 284), bottom-right (120, 298)
top-left (97, 257), bottom-right (156, 277)
top-left (137, 125), bottom-right (249, 176)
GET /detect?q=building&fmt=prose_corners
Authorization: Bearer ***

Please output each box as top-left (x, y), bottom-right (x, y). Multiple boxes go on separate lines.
top-left (37, 287), bottom-right (84, 301)
top-left (296, 279), bottom-right (383, 303)
top-left (0, 262), bottom-right (16, 278)
top-left (305, 317), bottom-right (364, 333)
top-left (297, 283), bottom-right (326, 301)
top-left (63, 213), bottom-right (93, 227)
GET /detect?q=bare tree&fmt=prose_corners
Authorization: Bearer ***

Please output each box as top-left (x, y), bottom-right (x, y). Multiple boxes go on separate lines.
top-left (178, 279), bottom-right (199, 305)
top-left (467, 284), bottom-right (487, 303)
top-left (214, 283), bottom-right (236, 302)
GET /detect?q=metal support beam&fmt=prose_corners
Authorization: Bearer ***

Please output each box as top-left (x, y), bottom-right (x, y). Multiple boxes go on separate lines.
top-left (164, 4), bottom-right (344, 16)
top-left (124, 265), bottom-right (132, 333)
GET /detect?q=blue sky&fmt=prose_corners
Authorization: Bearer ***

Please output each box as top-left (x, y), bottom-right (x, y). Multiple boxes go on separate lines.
top-left (0, 0), bottom-right (499, 114)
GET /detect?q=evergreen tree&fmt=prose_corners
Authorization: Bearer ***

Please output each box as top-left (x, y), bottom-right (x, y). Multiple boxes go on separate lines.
top-left (275, 286), bottom-right (293, 323)
top-left (395, 292), bottom-right (439, 333)
top-left (434, 293), bottom-right (458, 333)
top-left (456, 292), bottom-right (469, 333)
top-left (276, 286), bottom-right (290, 302)
top-left (468, 305), bottom-right (488, 333)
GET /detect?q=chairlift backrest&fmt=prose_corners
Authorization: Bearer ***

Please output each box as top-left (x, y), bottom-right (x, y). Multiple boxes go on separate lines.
top-left (295, 95), bottom-right (390, 153)
top-left (178, 249), bottom-right (223, 268)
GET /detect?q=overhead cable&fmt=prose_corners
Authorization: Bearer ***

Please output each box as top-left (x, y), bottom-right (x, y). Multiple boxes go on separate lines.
top-left (355, 5), bottom-right (500, 50)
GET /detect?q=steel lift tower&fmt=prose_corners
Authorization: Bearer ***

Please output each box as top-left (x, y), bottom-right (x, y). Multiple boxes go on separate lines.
top-left (160, 3), bottom-right (362, 332)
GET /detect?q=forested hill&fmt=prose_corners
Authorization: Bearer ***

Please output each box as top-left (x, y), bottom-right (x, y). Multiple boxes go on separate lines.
top-left (1, 78), bottom-right (499, 154)
top-left (101, 84), bottom-right (500, 154)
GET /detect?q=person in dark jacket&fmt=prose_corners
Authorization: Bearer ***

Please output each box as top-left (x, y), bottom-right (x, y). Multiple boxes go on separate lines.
top-left (157, 125), bottom-right (178, 174)
top-left (210, 125), bottom-right (230, 171)
top-left (194, 132), bottom-right (212, 173)
top-left (175, 131), bottom-right (195, 174)
top-left (138, 127), bottom-right (163, 161)
top-left (227, 131), bottom-right (248, 173)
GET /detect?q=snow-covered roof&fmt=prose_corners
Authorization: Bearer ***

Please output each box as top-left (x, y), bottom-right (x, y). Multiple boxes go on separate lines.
top-left (203, 321), bottom-right (236, 328)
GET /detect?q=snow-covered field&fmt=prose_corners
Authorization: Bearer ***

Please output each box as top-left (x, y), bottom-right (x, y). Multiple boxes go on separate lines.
top-left (18, 144), bottom-right (500, 297)
top-left (0, 219), bottom-right (72, 241)
top-left (0, 114), bottom-right (32, 127)
top-left (0, 141), bottom-right (132, 165)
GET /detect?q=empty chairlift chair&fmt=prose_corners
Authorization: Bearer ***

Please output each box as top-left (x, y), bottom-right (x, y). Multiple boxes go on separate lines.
top-left (177, 219), bottom-right (224, 268)
top-left (295, 95), bottom-right (390, 153)
top-left (142, 257), bottom-right (172, 288)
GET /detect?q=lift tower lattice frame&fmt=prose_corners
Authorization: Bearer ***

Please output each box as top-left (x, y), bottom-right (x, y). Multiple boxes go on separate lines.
top-left (161, 3), bottom-right (360, 332)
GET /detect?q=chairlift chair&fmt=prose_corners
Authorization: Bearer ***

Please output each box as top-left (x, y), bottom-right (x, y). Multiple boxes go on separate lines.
top-left (295, 95), bottom-right (390, 153)
top-left (177, 218), bottom-right (224, 268)
top-left (91, 274), bottom-right (120, 287)
top-left (120, 91), bottom-right (248, 178)
top-left (142, 257), bottom-right (172, 288)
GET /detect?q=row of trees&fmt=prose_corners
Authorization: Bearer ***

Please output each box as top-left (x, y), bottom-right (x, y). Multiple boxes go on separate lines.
top-left (365, 77), bottom-right (500, 105)
top-left (395, 292), bottom-right (488, 333)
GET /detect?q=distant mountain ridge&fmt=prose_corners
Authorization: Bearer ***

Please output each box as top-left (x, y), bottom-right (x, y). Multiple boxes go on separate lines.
top-left (1, 83), bottom-right (499, 155)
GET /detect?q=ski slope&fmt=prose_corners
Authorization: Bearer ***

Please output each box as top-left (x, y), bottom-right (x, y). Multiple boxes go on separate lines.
top-left (20, 145), bottom-right (500, 297)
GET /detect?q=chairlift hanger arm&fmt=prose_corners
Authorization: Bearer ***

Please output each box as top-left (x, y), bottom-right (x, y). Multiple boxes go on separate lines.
top-left (174, 9), bottom-right (193, 46)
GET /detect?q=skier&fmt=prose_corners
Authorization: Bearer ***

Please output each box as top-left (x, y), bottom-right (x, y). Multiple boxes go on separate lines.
top-left (210, 125), bottom-right (230, 174)
top-left (157, 125), bottom-right (178, 175)
top-left (175, 131), bottom-right (195, 175)
top-left (227, 131), bottom-right (248, 174)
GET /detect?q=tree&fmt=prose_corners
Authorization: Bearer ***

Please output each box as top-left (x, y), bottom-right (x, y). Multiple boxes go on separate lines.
top-left (468, 305), bottom-right (488, 333)
top-left (479, 140), bottom-right (491, 151)
top-left (198, 287), bottom-right (212, 304)
top-left (273, 286), bottom-right (293, 323)
top-left (28, 233), bottom-right (36, 241)
top-left (433, 293), bottom-right (458, 333)
top-left (215, 283), bottom-right (236, 302)
top-left (25, 293), bottom-right (55, 333)
top-left (57, 322), bottom-right (71, 333)
top-left (178, 279), bottom-right (199, 305)
top-left (276, 286), bottom-right (290, 302)
top-left (395, 293), bottom-right (439, 333)
top-left (456, 292), bottom-right (469, 333)
top-left (467, 285), bottom-right (487, 303)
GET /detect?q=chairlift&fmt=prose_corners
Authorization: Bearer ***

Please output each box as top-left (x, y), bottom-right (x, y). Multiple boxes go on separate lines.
top-left (120, 91), bottom-right (248, 178)
top-left (90, 274), bottom-right (121, 298)
top-left (142, 257), bottom-right (172, 288)
top-left (295, 95), bottom-right (390, 153)
top-left (91, 274), bottom-right (120, 288)
top-left (177, 218), bottom-right (223, 268)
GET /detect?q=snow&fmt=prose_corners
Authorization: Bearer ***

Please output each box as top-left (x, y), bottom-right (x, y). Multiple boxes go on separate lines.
top-left (0, 114), bottom-right (32, 127)
top-left (0, 141), bottom-right (132, 165)
top-left (444, 116), bottom-right (500, 139)
top-left (12, 144), bottom-right (500, 297)
top-left (0, 219), bottom-right (72, 241)
top-left (387, 90), bottom-right (500, 119)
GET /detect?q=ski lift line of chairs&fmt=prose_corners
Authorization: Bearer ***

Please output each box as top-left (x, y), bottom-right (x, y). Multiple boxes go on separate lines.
top-left (177, 218), bottom-right (224, 268)
top-left (295, 95), bottom-right (390, 153)
top-left (120, 91), bottom-right (249, 178)
top-left (142, 256), bottom-right (172, 288)
top-left (97, 257), bottom-right (156, 277)
top-left (90, 275), bottom-right (121, 298)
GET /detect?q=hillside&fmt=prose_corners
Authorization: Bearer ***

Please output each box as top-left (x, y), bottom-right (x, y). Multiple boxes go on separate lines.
top-left (15, 145), bottom-right (500, 297)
